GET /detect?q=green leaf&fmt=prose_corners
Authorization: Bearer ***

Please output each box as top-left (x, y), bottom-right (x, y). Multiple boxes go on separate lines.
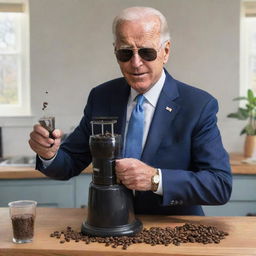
top-left (227, 108), bottom-right (248, 120)
top-left (239, 108), bottom-right (249, 118)
top-left (245, 124), bottom-right (256, 135)
top-left (227, 113), bottom-right (242, 119)
top-left (248, 89), bottom-right (254, 104)
top-left (233, 96), bottom-right (247, 101)
top-left (229, 89), bottom-right (256, 135)
top-left (240, 127), bottom-right (247, 135)
top-left (227, 113), bottom-right (238, 118)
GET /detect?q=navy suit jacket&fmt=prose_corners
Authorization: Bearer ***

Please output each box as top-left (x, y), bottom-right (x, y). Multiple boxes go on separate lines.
top-left (37, 70), bottom-right (232, 216)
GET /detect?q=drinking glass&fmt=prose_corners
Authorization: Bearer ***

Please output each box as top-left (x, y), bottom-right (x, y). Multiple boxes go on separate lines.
top-left (8, 200), bottom-right (37, 243)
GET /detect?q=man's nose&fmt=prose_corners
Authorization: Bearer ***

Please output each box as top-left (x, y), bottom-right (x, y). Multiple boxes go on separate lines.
top-left (130, 52), bottom-right (143, 67)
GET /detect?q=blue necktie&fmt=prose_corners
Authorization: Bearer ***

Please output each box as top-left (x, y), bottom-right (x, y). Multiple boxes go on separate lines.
top-left (124, 94), bottom-right (145, 159)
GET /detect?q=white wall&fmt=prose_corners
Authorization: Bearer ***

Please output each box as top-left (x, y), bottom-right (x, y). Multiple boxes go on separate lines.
top-left (1, 0), bottom-right (243, 157)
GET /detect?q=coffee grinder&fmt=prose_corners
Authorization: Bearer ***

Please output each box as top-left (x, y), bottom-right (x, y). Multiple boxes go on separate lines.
top-left (81, 117), bottom-right (143, 237)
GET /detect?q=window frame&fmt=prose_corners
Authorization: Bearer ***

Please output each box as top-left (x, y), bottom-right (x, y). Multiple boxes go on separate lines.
top-left (0, 0), bottom-right (30, 117)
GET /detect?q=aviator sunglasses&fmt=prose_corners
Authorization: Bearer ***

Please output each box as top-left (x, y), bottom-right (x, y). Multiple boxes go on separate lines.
top-left (115, 42), bottom-right (166, 62)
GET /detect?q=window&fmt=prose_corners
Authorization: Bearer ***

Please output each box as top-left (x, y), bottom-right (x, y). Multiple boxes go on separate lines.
top-left (241, 1), bottom-right (256, 98)
top-left (0, 1), bottom-right (30, 117)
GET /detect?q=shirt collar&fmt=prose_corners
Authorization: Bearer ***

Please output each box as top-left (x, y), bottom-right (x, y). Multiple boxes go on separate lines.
top-left (130, 70), bottom-right (166, 107)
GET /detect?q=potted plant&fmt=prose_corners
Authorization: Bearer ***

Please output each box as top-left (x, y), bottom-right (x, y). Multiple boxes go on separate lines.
top-left (227, 89), bottom-right (256, 158)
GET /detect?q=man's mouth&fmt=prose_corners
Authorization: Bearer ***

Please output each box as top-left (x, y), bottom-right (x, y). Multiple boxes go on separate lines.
top-left (131, 72), bottom-right (147, 76)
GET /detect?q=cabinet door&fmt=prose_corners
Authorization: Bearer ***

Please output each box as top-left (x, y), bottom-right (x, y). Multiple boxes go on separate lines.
top-left (0, 178), bottom-right (74, 208)
top-left (73, 174), bottom-right (92, 208)
top-left (203, 175), bottom-right (256, 216)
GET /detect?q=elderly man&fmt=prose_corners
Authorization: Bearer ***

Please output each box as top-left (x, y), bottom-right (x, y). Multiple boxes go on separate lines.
top-left (29, 6), bottom-right (232, 215)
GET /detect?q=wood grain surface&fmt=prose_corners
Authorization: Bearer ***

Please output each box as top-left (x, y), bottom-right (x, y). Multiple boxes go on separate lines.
top-left (0, 208), bottom-right (256, 256)
top-left (229, 153), bottom-right (256, 174)
top-left (0, 165), bottom-right (92, 179)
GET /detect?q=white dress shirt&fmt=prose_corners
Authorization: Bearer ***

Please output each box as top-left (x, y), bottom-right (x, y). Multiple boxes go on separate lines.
top-left (41, 70), bottom-right (166, 195)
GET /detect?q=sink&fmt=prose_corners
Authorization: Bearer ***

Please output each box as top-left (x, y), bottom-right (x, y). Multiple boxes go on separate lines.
top-left (0, 156), bottom-right (36, 167)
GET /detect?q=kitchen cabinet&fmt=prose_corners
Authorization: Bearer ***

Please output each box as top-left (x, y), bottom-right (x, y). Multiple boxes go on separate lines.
top-left (203, 174), bottom-right (256, 216)
top-left (0, 178), bottom-right (75, 207)
top-left (203, 153), bottom-right (256, 215)
top-left (0, 173), bottom-right (92, 208)
top-left (0, 153), bottom-right (256, 216)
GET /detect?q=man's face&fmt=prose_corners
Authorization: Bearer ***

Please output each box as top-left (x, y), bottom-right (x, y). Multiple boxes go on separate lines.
top-left (114, 17), bottom-right (170, 93)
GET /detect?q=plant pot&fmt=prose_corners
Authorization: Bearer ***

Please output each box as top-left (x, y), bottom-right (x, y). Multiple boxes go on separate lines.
top-left (244, 135), bottom-right (256, 158)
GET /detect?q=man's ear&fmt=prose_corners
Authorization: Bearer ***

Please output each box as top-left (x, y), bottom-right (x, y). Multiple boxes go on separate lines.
top-left (163, 41), bottom-right (171, 64)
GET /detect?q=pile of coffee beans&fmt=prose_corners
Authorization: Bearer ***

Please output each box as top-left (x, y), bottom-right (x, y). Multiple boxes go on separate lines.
top-left (94, 132), bottom-right (115, 138)
top-left (12, 214), bottom-right (35, 240)
top-left (50, 223), bottom-right (228, 250)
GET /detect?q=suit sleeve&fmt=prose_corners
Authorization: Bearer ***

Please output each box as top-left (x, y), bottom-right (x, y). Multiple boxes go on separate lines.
top-left (161, 98), bottom-right (232, 206)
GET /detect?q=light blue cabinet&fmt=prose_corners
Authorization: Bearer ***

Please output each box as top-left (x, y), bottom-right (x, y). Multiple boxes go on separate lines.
top-left (0, 174), bottom-right (92, 208)
top-left (74, 173), bottom-right (92, 208)
top-left (0, 178), bottom-right (75, 207)
top-left (203, 175), bottom-right (256, 216)
top-left (0, 173), bottom-right (255, 216)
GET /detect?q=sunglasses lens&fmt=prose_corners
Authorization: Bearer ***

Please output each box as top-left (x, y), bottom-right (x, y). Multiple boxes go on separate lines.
top-left (115, 48), bottom-right (158, 62)
top-left (116, 49), bottom-right (133, 62)
top-left (139, 48), bottom-right (157, 61)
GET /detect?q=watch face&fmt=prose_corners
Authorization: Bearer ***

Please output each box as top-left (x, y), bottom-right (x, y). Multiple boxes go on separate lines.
top-left (153, 175), bottom-right (160, 184)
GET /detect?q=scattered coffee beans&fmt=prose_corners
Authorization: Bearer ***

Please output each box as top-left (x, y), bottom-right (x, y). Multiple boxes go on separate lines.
top-left (50, 223), bottom-right (228, 249)
top-left (42, 91), bottom-right (49, 110)
top-left (12, 214), bottom-right (35, 241)
top-left (42, 102), bottom-right (48, 111)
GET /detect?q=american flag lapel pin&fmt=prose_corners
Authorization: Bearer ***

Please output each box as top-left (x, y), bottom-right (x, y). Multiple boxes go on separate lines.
top-left (165, 106), bottom-right (172, 112)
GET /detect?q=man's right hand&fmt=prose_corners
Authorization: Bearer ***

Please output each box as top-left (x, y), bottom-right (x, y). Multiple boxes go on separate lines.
top-left (28, 124), bottom-right (62, 160)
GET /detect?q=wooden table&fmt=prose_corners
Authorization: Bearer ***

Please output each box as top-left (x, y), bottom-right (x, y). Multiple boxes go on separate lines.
top-left (0, 208), bottom-right (256, 255)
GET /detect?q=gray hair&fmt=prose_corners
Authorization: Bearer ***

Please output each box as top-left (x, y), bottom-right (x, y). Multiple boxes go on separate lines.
top-left (112, 6), bottom-right (171, 44)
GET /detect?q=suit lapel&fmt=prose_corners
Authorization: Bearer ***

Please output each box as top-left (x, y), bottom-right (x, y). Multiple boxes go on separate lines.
top-left (141, 71), bottom-right (180, 164)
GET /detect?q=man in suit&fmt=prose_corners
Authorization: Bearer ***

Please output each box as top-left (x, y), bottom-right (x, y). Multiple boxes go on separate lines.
top-left (29, 6), bottom-right (232, 215)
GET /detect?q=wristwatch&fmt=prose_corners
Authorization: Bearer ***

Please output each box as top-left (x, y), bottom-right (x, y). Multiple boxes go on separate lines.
top-left (151, 169), bottom-right (160, 192)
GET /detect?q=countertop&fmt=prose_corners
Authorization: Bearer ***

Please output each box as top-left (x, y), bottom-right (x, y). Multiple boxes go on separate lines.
top-left (0, 165), bottom-right (92, 179)
top-left (0, 208), bottom-right (256, 256)
top-left (0, 153), bottom-right (255, 179)
top-left (229, 153), bottom-right (256, 174)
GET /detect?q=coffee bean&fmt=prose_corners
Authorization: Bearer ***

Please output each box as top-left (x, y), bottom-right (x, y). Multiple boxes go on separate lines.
top-left (12, 214), bottom-right (35, 241)
top-left (50, 223), bottom-right (228, 249)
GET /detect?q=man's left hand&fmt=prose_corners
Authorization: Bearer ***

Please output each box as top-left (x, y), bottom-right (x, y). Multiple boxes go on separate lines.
top-left (115, 158), bottom-right (157, 191)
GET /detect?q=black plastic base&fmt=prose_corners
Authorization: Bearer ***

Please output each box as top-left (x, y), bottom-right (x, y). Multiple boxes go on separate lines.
top-left (81, 182), bottom-right (143, 237)
top-left (81, 218), bottom-right (143, 237)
